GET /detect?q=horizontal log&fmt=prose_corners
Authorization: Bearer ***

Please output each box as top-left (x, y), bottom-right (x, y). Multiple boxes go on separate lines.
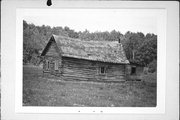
top-left (62, 76), bottom-right (125, 81)
top-left (43, 54), bottom-right (126, 82)
top-left (63, 67), bottom-right (97, 71)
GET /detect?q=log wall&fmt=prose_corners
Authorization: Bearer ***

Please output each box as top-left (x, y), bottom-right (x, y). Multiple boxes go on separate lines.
top-left (46, 42), bottom-right (59, 57)
top-left (43, 41), bottom-right (62, 76)
top-left (61, 57), bottom-right (126, 81)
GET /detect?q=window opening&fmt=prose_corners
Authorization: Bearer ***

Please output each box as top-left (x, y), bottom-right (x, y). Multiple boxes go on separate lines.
top-left (100, 67), bottom-right (105, 74)
top-left (131, 66), bottom-right (136, 75)
top-left (46, 60), bottom-right (50, 70)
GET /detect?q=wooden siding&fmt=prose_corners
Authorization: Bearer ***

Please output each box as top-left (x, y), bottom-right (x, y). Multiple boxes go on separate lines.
top-left (45, 42), bottom-right (59, 57)
top-left (43, 41), bottom-right (62, 76)
top-left (126, 65), bottom-right (144, 75)
top-left (43, 41), bottom-right (126, 81)
top-left (61, 57), bottom-right (126, 81)
top-left (43, 56), bottom-right (62, 76)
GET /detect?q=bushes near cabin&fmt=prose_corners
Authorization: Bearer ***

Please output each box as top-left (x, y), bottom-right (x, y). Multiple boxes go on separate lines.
top-left (148, 59), bottom-right (157, 73)
top-left (141, 72), bottom-right (157, 84)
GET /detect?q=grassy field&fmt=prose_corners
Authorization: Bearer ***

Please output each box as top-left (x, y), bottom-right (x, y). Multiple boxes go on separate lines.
top-left (23, 64), bottom-right (156, 107)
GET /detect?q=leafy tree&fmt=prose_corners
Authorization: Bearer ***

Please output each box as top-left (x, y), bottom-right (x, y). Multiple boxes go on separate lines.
top-left (23, 19), bottom-right (157, 71)
top-left (148, 59), bottom-right (157, 73)
top-left (64, 26), bottom-right (79, 38)
top-left (79, 29), bottom-right (94, 41)
top-left (135, 34), bottom-right (157, 66)
top-left (122, 31), bottom-right (144, 63)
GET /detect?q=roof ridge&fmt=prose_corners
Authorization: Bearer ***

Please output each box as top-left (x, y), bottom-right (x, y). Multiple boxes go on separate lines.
top-left (52, 34), bottom-right (120, 44)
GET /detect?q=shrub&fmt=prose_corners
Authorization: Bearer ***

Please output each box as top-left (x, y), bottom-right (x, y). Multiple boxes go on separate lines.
top-left (148, 59), bottom-right (157, 73)
top-left (141, 72), bottom-right (157, 84)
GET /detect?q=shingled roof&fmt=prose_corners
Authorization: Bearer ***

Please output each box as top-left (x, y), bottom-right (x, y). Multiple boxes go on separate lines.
top-left (41, 35), bottom-right (129, 64)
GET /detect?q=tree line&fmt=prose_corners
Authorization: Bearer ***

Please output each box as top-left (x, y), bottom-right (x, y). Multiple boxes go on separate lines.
top-left (23, 20), bottom-right (157, 73)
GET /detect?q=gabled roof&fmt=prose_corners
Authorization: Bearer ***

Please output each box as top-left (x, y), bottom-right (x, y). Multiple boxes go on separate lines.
top-left (41, 35), bottom-right (129, 64)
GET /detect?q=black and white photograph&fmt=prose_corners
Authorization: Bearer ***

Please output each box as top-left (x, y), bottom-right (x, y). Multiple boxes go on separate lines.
top-left (2, 1), bottom-right (179, 119)
top-left (22, 9), bottom-right (158, 107)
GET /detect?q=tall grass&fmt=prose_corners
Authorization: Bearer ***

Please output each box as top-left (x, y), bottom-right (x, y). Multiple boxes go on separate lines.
top-left (23, 64), bottom-right (156, 107)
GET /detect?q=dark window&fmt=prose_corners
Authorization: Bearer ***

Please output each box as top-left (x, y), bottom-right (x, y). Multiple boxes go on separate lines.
top-left (46, 61), bottom-right (49, 69)
top-left (45, 60), bottom-right (50, 70)
top-left (100, 67), bottom-right (105, 74)
top-left (48, 61), bottom-right (50, 69)
top-left (131, 66), bottom-right (136, 75)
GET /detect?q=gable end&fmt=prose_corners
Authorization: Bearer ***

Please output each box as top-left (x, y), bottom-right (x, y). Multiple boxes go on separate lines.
top-left (41, 36), bottom-right (62, 57)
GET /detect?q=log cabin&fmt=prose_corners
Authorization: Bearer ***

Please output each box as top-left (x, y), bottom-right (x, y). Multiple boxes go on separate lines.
top-left (41, 35), bottom-right (129, 81)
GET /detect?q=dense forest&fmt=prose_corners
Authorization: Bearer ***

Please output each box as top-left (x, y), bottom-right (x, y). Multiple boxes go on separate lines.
top-left (23, 20), bottom-right (157, 73)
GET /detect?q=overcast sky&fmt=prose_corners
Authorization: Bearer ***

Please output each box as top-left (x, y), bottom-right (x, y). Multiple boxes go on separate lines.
top-left (24, 9), bottom-right (158, 35)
